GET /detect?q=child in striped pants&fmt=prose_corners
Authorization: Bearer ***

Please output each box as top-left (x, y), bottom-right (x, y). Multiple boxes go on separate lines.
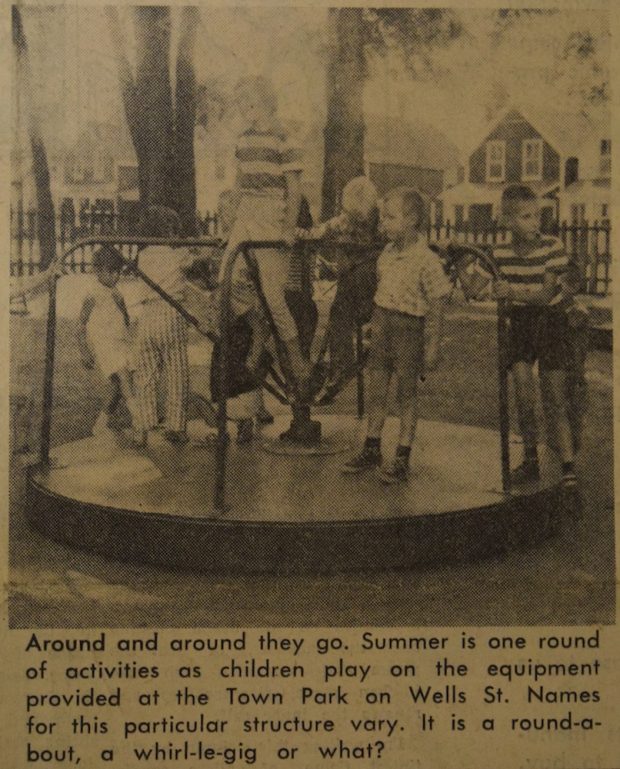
top-left (132, 207), bottom-right (191, 447)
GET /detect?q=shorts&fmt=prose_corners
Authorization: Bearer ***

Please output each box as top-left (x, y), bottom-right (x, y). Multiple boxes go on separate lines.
top-left (367, 305), bottom-right (425, 394)
top-left (508, 306), bottom-right (569, 372)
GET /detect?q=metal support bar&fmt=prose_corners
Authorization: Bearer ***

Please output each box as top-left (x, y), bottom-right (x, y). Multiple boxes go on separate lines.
top-left (355, 322), bottom-right (365, 419)
top-left (497, 299), bottom-right (512, 494)
top-left (39, 275), bottom-right (58, 467)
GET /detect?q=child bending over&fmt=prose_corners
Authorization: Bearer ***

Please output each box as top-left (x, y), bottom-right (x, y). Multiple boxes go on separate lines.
top-left (77, 245), bottom-right (136, 434)
top-left (342, 187), bottom-right (450, 484)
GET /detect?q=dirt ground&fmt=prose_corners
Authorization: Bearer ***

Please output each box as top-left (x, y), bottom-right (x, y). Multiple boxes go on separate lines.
top-left (8, 309), bottom-right (615, 628)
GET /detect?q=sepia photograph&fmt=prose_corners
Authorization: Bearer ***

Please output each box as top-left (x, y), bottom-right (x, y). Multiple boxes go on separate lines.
top-left (8, 4), bottom-right (614, 628)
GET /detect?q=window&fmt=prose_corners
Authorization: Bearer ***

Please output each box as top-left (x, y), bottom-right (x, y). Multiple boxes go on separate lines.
top-left (486, 140), bottom-right (506, 182)
top-left (522, 139), bottom-right (543, 181)
top-left (600, 139), bottom-right (611, 176)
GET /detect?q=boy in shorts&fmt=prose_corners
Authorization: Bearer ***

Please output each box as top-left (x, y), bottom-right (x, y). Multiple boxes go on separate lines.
top-left (492, 184), bottom-right (577, 488)
top-left (342, 187), bottom-right (451, 483)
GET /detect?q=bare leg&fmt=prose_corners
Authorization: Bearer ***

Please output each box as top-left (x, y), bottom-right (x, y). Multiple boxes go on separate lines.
top-left (117, 368), bottom-right (137, 424)
top-left (540, 369), bottom-right (574, 464)
top-left (397, 378), bottom-right (418, 447)
top-left (366, 369), bottom-right (391, 439)
top-left (512, 361), bottom-right (538, 455)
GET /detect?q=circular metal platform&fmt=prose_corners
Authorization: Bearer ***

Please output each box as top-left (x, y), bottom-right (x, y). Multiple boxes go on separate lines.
top-left (25, 416), bottom-right (562, 574)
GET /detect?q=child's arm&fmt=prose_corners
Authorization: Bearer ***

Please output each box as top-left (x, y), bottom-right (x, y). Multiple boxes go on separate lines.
top-left (421, 252), bottom-right (452, 371)
top-left (493, 240), bottom-right (568, 305)
top-left (112, 289), bottom-right (131, 327)
top-left (425, 296), bottom-right (447, 372)
top-left (284, 169), bottom-right (302, 244)
top-left (297, 213), bottom-right (348, 241)
top-left (493, 272), bottom-right (559, 305)
top-left (77, 297), bottom-right (96, 369)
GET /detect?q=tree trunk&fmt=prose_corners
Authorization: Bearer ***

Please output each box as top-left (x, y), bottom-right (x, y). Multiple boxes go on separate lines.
top-left (134, 6), bottom-right (175, 209)
top-left (174, 7), bottom-right (199, 235)
top-left (12, 6), bottom-right (56, 270)
top-left (321, 8), bottom-right (366, 219)
top-left (105, 7), bottom-right (149, 205)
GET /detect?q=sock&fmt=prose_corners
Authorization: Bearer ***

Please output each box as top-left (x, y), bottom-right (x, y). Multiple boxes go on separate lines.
top-left (365, 437), bottom-right (381, 452)
top-left (524, 446), bottom-right (539, 464)
top-left (562, 461), bottom-right (575, 475)
top-left (396, 445), bottom-right (411, 463)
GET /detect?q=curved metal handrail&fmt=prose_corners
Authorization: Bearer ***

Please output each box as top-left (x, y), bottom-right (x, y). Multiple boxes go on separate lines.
top-left (38, 236), bottom-right (310, 513)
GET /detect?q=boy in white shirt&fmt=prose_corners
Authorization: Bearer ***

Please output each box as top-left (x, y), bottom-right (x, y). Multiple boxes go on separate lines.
top-left (342, 187), bottom-right (451, 483)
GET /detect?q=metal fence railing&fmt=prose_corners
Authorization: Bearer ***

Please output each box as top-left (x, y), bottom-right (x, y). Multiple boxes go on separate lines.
top-left (9, 206), bottom-right (220, 277)
top-left (10, 207), bottom-right (611, 296)
top-left (426, 220), bottom-right (612, 296)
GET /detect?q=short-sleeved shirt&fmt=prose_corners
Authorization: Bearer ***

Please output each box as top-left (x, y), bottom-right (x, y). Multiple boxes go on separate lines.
top-left (137, 245), bottom-right (190, 304)
top-left (235, 128), bottom-right (303, 197)
top-left (374, 240), bottom-right (451, 317)
top-left (494, 236), bottom-right (568, 305)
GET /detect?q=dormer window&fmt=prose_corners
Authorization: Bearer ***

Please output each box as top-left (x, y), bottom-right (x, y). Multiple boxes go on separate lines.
top-left (486, 140), bottom-right (505, 182)
top-left (522, 139), bottom-right (543, 181)
top-left (600, 139), bottom-right (611, 176)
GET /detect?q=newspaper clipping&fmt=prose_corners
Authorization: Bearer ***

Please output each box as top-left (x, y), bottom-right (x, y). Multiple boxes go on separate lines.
top-left (3, 1), bottom-right (618, 767)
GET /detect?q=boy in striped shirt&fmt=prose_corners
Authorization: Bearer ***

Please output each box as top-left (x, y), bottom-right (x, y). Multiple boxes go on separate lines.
top-left (221, 76), bottom-right (311, 394)
top-left (492, 185), bottom-right (577, 488)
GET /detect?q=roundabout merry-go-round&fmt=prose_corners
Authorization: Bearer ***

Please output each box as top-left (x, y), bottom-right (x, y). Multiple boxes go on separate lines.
top-left (23, 236), bottom-right (567, 574)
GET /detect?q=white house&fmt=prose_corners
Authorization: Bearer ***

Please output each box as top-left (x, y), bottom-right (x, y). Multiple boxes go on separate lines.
top-left (559, 113), bottom-right (611, 224)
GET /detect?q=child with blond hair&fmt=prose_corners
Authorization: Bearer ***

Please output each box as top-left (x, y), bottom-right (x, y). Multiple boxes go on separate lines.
top-left (343, 187), bottom-right (450, 483)
top-left (299, 175), bottom-right (384, 402)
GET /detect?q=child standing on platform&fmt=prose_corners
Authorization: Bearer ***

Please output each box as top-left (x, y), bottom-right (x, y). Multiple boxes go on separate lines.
top-left (77, 245), bottom-right (136, 434)
top-left (342, 187), bottom-right (451, 484)
top-left (492, 185), bottom-right (578, 488)
top-left (300, 176), bottom-right (383, 403)
top-left (132, 206), bottom-right (191, 447)
top-left (221, 75), bottom-right (311, 394)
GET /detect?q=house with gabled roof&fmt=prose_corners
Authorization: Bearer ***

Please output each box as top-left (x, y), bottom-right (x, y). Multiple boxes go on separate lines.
top-left (437, 105), bottom-right (610, 230)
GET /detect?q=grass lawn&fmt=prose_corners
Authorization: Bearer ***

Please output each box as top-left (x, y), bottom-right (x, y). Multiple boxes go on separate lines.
top-left (8, 306), bottom-right (615, 628)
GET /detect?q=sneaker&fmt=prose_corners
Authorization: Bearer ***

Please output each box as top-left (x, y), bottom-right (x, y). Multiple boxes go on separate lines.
top-left (379, 456), bottom-right (410, 485)
top-left (510, 459), bottom-right (540, 485)
top-left (342, 446), bottom-right (382, 474)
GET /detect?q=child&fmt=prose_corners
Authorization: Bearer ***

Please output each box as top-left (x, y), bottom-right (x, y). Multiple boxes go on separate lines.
top-left (220, 75), bottom-right (311, 393)
top-left (217, 189), bottom-right (274, 427)
top-left (132, 206), bottom-right (191, 447)
top-left (77, 245), bottom-right (135, 434)
top-left (342, 187), bottom-right (450, 483)
top-left (299, 176), bottom-right (384, 403)
top-left (209, 285), bottom-right (272, 444)
top-left (492, 184), bottom-right (578, 488)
